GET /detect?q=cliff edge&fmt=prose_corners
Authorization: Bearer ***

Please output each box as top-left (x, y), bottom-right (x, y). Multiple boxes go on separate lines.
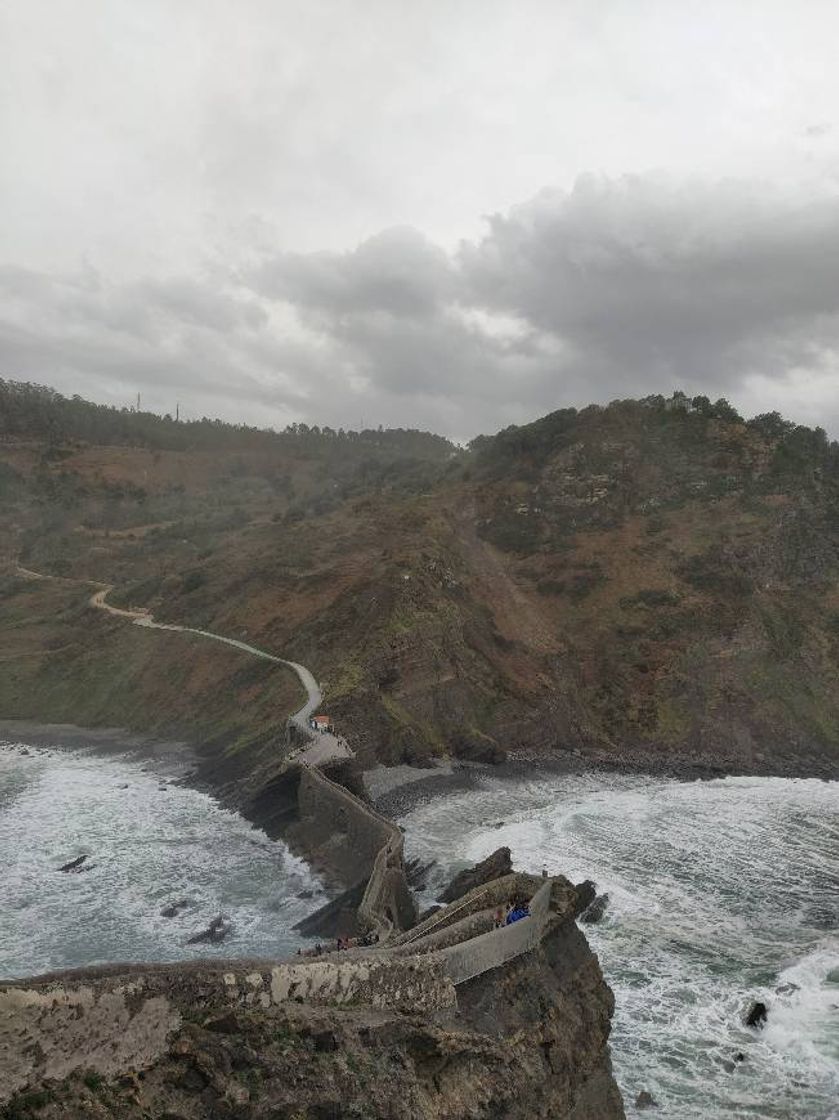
top-left (0, 878), bottom-right (624, 1120)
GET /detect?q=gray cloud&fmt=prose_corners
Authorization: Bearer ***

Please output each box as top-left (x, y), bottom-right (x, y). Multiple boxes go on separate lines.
top-left (253, 228), bottom-right (455, 320)
top-left (3, 176), bottom-right (839, 439)
top-left (4, 3), bottom-right (839, 438)
top-left (461, 177), bottom-right (839, 401)
top-left (241, 176), bottom-right (839, 434)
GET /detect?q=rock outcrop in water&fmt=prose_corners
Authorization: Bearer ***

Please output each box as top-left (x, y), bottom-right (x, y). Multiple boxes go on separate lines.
top-left (745, 1000), bottom-right (768, 1028)
top-left (160, 898), bottom-right (189, 918)
top-left (580, 891), bottom-right (610, 924)
top-left (437, 845), bottom-right (513, 902)
top-left (57, 855), bottom-right (88, 873)
top-left (185, 915), bottom-right (231, 945)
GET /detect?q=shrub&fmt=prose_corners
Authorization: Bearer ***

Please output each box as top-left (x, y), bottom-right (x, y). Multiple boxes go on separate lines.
top-left (537, 578), bottom-right (566, 596)
top-left (620, 588), bottom-right (680, 609)
top-left (677, 545), bottom-right (753, 597)
top-left (567, 565), bottom-right (606, 602)
top-left (180, 569), bottom-right (206, 594)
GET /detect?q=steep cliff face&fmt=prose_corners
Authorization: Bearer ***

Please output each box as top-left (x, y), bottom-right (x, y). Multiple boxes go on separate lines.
top-left (436, 915), bottom-right (623, 1119)
top-left (1, 919), bottom-right (623, 1120)
top-left (7, 388), bottom-right (837, 778)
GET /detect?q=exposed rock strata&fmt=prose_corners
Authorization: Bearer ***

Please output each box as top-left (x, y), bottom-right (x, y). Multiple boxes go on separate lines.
top-left (0, 897), bottom-right (624, 1119)
top-left (437, 846), bottom-right (513, 903)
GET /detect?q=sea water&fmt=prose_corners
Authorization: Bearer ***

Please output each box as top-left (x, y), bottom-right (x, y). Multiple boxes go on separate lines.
top-left (399, 770), bottom-right (839, 1120)
top-left (0, 740), bottom-right (325, 978)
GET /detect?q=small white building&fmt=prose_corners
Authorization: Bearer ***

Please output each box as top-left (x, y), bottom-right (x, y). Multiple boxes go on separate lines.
top-left (310, 714), bottom-right (332, 733)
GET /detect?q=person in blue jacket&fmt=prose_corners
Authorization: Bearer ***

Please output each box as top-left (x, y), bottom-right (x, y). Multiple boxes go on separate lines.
top-left (505, 901), bottom-right (530, 924)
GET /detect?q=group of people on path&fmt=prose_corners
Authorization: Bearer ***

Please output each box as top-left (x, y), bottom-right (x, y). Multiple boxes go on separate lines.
top-left (297, 930), bottom-right (380, 958)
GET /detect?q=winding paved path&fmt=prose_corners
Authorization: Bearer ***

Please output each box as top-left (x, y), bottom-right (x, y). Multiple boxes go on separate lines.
top-left (16, 566), bottom-right (351, 763)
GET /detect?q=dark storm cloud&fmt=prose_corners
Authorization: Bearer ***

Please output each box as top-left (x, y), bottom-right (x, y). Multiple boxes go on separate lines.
top-left (4, 177), bottom-right (839, 438)
top-left (461, 176), bottom-right (839, 399)
top-left (252, 227), bottom-right (455, 320)
top-left (243, 176), bottom-right (839, 434)
top-left (0, 265), bottom-right (315, 424)
top-left (247, 225), bottom-right (555, 425)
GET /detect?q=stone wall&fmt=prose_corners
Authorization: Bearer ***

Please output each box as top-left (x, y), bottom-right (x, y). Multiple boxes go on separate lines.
top-left (0, 955), bottom-right (456, 1105)
top-left (357, 833), bottom-right (416, 936)
top-left (440, 880), bottom-right (554, 985)
top-left (293, 764), bottom-right (396, 885)
top-left (292, 764), bottom-right (416, 936)
top-left (393, 872), bottom-right (564, 951)
top-left (0, 882), bottom-right (560, 1104)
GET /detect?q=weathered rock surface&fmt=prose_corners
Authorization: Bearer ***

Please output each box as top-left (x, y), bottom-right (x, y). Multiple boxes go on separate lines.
top-left (438, 846), bottom-right (513, 903)
top-left (580, 891), bottom-right (610, 924)
top-left (185, 915), bottom-right (231, 945)
top-left (57, 855), bottom-right (88, 873)
top-left (160, 899), bottom-right (189, 918)
top-left (0, 876), bottom-right (625, 1119)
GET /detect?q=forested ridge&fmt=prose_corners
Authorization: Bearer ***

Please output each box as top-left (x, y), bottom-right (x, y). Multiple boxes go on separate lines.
top-left (2, 378), bottom-right (839, 780)
top-left (0, 378), bottom-right (455, 460)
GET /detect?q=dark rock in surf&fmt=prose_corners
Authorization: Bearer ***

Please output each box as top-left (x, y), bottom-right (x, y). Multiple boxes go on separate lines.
top-left (438, 847), bottom-right (512, 903)
top-left (297, 889), bottom-right (315, 900)
top-left (580, 892), bottom-right (610, 924)
top-left (58, 854), bottom-right (88, 873)
top-left (635, 1090), bottom-right (657, 1109)
top-left (405, 857), bottom-right (436, 891)
top-left (776, 982), bottom-right (800, 995)
top-left (722, 1052), bottom-right (747, 1073)
top-left (573, 879), bottom-right (597, 916)
top-left (745, 1000), bottom-right (768, 1028)
top-left (160, 899), bottom-right (189, 918)
top-left (186, 916), bottom-right (231, 945)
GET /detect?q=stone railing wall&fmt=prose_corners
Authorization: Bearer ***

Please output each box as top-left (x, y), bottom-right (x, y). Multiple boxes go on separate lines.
top-left (295, 765), bottom-right (396, 884)
top-left (295, 765), bottom-right (416, 936)
top-left (439, 879), bottom-right (554, 986)
top-left (392, 872), bottom-right (552, 950)
top-left (0, 954), bottom-right (456, 1105)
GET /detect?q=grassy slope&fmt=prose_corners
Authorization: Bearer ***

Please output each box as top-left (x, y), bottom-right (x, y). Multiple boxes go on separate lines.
top-left (3, 396), bottom-right (839, 777)
top-left (0, 574), bottom-right (303, 805)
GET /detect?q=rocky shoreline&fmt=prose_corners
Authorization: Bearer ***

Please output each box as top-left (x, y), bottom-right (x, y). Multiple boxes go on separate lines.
top-left (0, 719), bottom-right (197, 776)
top-left (365, 744), bottom-right (839, 819)
top-left (2, 719), bottom-right (836, 841)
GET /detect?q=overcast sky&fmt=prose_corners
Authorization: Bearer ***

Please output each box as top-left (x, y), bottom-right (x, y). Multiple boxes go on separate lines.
top-left (2, 0), bottom-right (839, 440)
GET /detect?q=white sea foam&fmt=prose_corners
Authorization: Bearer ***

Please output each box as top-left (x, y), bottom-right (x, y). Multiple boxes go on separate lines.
top-left (400, 770), bottom-right (839, 1119)
top-left (0, 741), bottom-right (326, 977)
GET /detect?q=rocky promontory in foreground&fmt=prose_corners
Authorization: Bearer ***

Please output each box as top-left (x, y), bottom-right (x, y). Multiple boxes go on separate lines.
top-left (0, 866), bottom-right (624, 1120)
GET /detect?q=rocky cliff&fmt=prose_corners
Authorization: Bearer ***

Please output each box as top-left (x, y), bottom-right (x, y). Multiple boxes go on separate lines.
top-left (1, 890), bottom-right (623, 1120)
top-left (3, 386), bottom-right (839, 781)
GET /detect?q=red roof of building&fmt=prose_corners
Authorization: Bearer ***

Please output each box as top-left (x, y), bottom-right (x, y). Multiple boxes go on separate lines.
top-left (313, 715), bottom-right (330, 724)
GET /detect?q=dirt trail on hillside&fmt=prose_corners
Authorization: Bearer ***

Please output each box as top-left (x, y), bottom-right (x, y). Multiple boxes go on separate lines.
top-left (16, 565), bottom-right (351, 763)
top-left (452, 500), bottom-right (559, 655)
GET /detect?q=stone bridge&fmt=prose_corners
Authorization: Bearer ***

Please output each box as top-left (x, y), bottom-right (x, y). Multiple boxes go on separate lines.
top-left (292, 764), bottom-right (417, 937)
